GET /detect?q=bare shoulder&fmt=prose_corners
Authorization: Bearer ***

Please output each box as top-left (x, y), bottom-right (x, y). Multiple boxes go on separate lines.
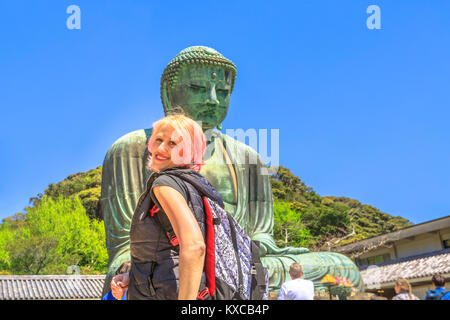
top-left (153, 185), bottom-right (187, 205)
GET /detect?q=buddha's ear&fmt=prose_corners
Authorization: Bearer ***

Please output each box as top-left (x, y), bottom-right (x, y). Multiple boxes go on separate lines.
top-left (161, 82), bottom-right (172, 115)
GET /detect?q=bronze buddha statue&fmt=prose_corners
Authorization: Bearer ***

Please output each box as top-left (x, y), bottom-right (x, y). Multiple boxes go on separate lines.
top-left (100, 46), bottom-right (364, 295)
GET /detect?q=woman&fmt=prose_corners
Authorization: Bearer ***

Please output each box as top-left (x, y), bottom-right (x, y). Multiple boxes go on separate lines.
top-left (392, 278), bottom-right (420, 300)
top-left (111, 114), bottom-right (209, 300)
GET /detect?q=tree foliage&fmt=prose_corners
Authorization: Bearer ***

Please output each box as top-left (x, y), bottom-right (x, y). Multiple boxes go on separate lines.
top-left (0, 223), bottom-right (13, 270)
top-left (0, 196), bottom-right (108, 275)
top-left (273, 201), bottom-right (311, 248)
top-left (31, 167), bottom-right (102, 220)
top-left (270, 166), bottom-right (413, 250)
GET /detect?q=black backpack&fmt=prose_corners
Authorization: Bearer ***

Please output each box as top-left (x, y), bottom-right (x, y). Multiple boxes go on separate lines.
top-left (148, 169), bottom-right (269, 300)
top-left (426, 289), bottom-right (449, 300)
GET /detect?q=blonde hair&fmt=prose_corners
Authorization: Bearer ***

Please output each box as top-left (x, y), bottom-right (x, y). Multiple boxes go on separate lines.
top-left (395, 278), bottom-right (413, 300)
top-left (147, 114), bottom-right (206, 172)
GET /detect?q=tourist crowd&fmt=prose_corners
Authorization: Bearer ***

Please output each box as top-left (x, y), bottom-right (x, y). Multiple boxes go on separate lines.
top-left (275, 263), bottom-right (449, 301)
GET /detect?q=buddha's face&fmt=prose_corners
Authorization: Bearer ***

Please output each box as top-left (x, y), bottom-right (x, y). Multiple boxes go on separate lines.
top-left (167, 64), bottom-right (232, 130)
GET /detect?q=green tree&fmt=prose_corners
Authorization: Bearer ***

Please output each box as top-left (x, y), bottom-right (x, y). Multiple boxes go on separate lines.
top-left (270, 166), bottom-right (413, 248)
top-left (300, 204), bottom-right (350, 237)
top-left (4, 195), bottom-right (108, 274)
top-left (273, 201), bottom-right (311, 248)
top-left (1, 212), bottom-right (27, 229)
top-left (7, 235), bottom-right (61, 274)
top-left (32, 167), bottom-right (103, 220)
top-left (271, 167), bottom-right (321, 205)
top-left (0, 222), bottom-right (14, 271)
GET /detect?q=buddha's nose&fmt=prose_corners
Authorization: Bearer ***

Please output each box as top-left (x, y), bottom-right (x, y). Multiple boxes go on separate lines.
top-left (205, 85), bottom-right (219, 106)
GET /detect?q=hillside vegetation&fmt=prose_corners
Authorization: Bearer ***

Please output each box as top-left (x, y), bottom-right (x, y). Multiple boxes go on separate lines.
top-left (271, 167), bottom-right (413, 250)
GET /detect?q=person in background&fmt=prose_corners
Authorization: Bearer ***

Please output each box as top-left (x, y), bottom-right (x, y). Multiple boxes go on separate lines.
top-left (277, 262), bottom-right (315, 300)
top-left (425, 274), bottom-right (449, 300)
top-left (103, 261), bottom-right (131, 300)
top-left (392, 278), bottom-right (419, 300)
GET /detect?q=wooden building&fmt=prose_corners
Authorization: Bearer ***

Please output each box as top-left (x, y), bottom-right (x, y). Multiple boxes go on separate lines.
top-left (335, 215), bottom-right (450, 299)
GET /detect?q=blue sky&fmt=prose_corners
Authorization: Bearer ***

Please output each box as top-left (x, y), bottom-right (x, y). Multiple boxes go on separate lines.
top-left (1, 0), bottom-right (449, 224)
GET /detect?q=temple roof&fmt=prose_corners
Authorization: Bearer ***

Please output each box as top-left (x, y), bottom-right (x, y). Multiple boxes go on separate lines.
top-left (335, 215), bottom-right (450, 254)
top-left (0, 275), bottom-right (105, 300)
top-left (360, 248), bottom-right (450, 287)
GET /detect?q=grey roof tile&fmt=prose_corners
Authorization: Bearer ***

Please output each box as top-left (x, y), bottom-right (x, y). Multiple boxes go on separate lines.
top-left (360, 249), bottom-right (450, 286)
top-left (0, 275), bottom-right (106, 300)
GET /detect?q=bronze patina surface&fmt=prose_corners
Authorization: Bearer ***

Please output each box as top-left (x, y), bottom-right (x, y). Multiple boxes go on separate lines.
top-left (100, 46), bottom-right (364, 295)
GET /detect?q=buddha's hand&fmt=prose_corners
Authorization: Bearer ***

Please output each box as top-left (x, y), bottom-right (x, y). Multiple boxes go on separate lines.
top-left (263, 242), bottom-right (310, 255)
top-left (111, 272), bottom-right (130, 300)
top-left (253, 234), bottom-right (310, 256)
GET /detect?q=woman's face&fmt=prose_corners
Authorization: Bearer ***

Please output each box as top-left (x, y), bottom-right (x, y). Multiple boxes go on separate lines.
top-left (149, 124), bottom-right (184, 172)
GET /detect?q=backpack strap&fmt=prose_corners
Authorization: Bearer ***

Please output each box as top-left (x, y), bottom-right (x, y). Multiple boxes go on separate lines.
top-left (138, 172), bottom-right (161, 221)
top-left (428, 289), bottom-right (449, 300)
top-left (225, 211), bottom-right (244, 296)
top-left (439, 290), bottom-right (449, 300)
top-left (202, 196), bottom-right (216, 297)
top-left (197, 288), bottom-right (211, 300)
top-left (147, 172), bottom-right (183, 252)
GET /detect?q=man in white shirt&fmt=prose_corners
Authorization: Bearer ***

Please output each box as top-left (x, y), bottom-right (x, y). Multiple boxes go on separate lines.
top-left (277, 262), bottom-right (315, 300)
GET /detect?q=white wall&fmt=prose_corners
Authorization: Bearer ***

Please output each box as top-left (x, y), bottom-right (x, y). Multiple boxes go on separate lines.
top-left (440, 227), bottom-right (450, 242)
top-left (396, 233), bottom-right (442, 259)
top-left (349, 226), bottom-right (450, 265)
top-left (358, 247), bottom-right (394, 260)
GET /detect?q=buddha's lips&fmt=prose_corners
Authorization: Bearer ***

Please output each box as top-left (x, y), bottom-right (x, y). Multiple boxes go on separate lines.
top-left (198, 106), bottom-right (219, 117)
top-left (197, 110), bottom-right (220, 125)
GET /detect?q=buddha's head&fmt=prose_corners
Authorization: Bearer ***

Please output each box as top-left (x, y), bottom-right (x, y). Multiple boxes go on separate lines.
top-left (161, 46), bottom-right (237, 131)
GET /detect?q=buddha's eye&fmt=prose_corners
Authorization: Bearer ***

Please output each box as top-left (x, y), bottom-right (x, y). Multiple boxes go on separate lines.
top-left (189, 84), bottom-right (206, 92)
top-left (216, 88), bottom-right (229, 98)
top-left (168, 141), bottom-right (177, 147)
top-left (155, 138), bottom-right (163, 144)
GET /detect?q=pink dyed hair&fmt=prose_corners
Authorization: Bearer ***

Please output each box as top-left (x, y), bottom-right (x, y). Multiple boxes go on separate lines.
top-left (147, 114), bottom-right (206, 172)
